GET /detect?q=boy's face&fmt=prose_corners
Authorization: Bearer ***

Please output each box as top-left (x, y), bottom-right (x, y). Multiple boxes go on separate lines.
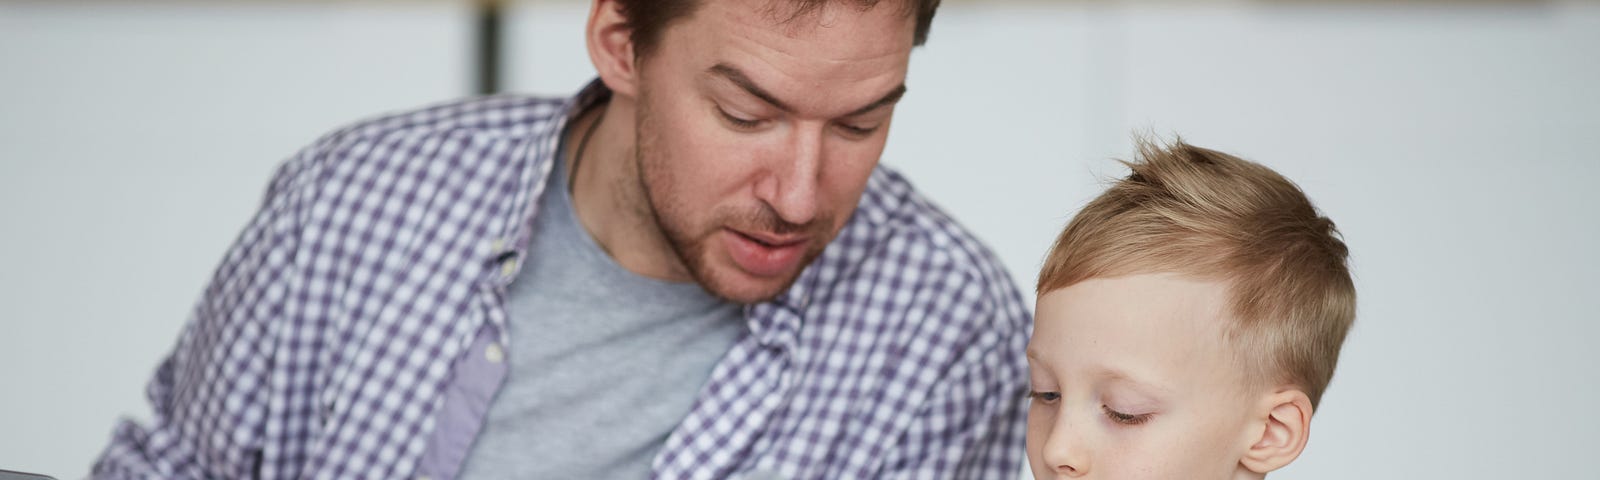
top-left (1026, 273), bottom-right (1264, 479)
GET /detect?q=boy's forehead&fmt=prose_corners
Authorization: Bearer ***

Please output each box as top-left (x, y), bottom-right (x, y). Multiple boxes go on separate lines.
top-left (1036, 273), bottom-right (1232, 328)
top-left (1032, 273), bottom-right (1244, 386)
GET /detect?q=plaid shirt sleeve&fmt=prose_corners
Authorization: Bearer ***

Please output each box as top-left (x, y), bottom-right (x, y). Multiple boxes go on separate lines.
top-left (92, 143), bottom-right (318, 479)
top-left (88, 93), bottom-right (570, 479)
top-left (653, 164), bottom-right (1035, 479)
top-left (880, 283), bottom-right (1031, 479)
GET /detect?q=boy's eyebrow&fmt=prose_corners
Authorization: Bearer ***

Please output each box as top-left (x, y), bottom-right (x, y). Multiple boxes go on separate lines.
top-left (707, 62), bottom-right (907, 118)
top-left (1095, 366), bottom-right (1173, 396)
top-left (1025, 348), bottom-right (1044, 364)
top-left (1023, 348), bottom-right (1055, 375)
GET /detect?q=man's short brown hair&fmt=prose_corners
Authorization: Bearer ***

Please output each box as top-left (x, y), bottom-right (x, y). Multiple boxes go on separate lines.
top-left (615, 0), bottom-right (941, 56)
top-left (1037, 139), bottom-right (1356, 407)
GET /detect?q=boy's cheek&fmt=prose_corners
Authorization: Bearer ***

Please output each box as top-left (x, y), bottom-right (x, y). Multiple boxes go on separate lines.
top-left (1024, 403), bottom-right (1052, 443)
top-left (1023, 413), bottom-right (1058, 478)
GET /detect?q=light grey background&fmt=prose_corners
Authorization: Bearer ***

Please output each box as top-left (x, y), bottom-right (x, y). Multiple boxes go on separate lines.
top-left (3, 1), bottom-right (1597, 478)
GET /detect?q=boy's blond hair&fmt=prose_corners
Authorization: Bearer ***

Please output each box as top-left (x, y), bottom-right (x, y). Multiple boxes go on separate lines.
top-left (1038, 139), bottom-right (1355, 407)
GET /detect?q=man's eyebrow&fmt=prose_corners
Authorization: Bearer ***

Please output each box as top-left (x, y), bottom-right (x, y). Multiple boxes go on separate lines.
top-left (709, 63), bottom-right (792, 113)
top-left (708, 62), bottom-right (908, 118)
top-left (844, 84), bottom-right (907, 118)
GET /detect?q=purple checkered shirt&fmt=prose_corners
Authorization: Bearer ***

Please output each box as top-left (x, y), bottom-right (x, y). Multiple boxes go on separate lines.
top-left (92, 81), bottom-right (1031, 480)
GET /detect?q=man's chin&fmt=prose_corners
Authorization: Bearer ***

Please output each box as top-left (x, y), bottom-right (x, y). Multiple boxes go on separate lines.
top-left (672, 229), bottom-right (828, 304)
top-left (696, 267), bottom-right (802, 305)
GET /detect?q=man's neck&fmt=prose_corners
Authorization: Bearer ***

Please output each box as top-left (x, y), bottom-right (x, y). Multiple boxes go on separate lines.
top-left (565, 98), bottom-right (692, 282)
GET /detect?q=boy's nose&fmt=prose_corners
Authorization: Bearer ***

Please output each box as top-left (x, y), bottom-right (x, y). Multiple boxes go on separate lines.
top-left (1042, 418), bottom-right (1090, 477)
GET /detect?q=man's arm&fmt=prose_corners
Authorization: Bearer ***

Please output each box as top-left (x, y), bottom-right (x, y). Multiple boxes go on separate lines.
top-left (880, 284), bottom-right (1033, 479)
top-left (92, 147), bottom-right (316, 479)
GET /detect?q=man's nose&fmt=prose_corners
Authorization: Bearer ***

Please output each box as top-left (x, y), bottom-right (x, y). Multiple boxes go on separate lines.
top-left (754, 125), bottom-right (822, 226)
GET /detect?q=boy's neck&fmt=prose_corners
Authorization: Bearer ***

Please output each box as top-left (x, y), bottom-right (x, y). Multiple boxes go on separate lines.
top-left (1234, 465), bottom-right (1267, 480)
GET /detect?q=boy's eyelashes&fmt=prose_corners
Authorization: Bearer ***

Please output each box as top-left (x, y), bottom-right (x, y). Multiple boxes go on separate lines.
top-left (1102, 405), bottom-right (1154, 426)
top-left (1028, 390), bottom-right (1157, 426)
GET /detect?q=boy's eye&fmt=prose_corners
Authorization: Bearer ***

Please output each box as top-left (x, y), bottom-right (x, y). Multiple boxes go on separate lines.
top-left (1102, 405), bottom-right (1154, 426)
top-left (1028, 390), bottom-right (1061, 404)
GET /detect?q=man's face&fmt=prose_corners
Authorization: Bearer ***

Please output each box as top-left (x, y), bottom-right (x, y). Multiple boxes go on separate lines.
top-left (1027, 273), bottom-right (1264, 479)
top-left (630, 0), bottom-right (915, 303)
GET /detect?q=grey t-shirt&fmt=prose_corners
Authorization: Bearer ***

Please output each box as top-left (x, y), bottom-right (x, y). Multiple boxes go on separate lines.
top-left (456, 150), bottom-right (745, 479)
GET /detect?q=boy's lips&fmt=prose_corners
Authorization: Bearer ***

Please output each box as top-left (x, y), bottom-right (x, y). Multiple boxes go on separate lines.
top-left (722, 228), bottom-right (809, 278)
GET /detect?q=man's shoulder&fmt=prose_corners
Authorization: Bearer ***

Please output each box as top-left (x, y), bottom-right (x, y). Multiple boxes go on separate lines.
top-left (785, 164), bottom-right (1031, 407)
top-left (274, 94), bottom-right (567, 180)
top-left (862, 165), bottom-right (1016, 288)
top-left (252, 95), bottom-right (570, 267)
top-left (807, 164), bottom-right (1028, 330)
top-left (322, 94), bottom-right (569, 147)
top-left (267, 94), bottom-right (568, 214)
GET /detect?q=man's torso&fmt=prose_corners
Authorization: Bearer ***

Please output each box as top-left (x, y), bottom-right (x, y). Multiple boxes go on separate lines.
top-left (455, 132), bottom-right (745, 478)
top-left (94, 83), bottom-right (1031, 480)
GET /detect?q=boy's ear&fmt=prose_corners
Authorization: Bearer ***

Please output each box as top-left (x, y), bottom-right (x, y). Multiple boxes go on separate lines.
top-left (1240, 389), bottom-right (1314, 474)
top-left (586, 0), bottom-right (642, 98)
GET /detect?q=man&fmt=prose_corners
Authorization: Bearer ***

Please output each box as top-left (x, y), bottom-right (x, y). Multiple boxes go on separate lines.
top-left (93, 0), bottom-right (1030, 478)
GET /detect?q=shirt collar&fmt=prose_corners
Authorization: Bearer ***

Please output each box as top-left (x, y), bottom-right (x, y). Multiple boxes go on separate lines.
top-left (516, 79), bottom-right (817, 337)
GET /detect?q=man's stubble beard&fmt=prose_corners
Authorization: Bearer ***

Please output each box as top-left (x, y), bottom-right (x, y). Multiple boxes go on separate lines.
top-left (632, 88), bottom-right (833, 304)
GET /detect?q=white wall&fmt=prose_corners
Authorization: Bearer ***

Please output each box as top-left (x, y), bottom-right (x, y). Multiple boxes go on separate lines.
top-left (0, 2), bottom-right (473, 478)
top-left (4, 1), bottom-right (1598, 478)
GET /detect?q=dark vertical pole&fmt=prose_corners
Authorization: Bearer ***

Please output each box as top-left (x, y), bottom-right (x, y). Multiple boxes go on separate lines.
top-left (476, 0), bottom-right (503, 95)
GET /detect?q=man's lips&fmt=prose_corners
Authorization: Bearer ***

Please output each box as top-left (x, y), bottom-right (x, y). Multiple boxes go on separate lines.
top-left (722, 228), bottom-right (809, 278)
top-left (734, 229), bottom-right (807, 248)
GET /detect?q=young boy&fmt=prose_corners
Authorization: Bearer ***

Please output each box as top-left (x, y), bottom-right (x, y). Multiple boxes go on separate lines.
top-left (1026, 140), bottom-right (1356, 479)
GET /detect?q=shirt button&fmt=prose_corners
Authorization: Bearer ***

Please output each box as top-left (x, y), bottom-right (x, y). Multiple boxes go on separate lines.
top-left (501, 259), bottom-right (518, 277)
top-left (484, 343), bottom-right (505, 364)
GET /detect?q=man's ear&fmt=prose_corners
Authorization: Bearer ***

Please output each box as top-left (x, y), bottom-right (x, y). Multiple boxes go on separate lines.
top-left (1240, 389), bottom-right (1314, 474)
top-left (586, 0), bottom-right (641, 98)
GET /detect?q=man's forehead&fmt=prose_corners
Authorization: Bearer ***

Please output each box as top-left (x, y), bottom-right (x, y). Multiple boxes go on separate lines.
top-left (692, 0), bottom-right (917, 58)
top-left (665, 0), bottom-right (913, 117)
top-left (757, 0), bottom-right (915, 37)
